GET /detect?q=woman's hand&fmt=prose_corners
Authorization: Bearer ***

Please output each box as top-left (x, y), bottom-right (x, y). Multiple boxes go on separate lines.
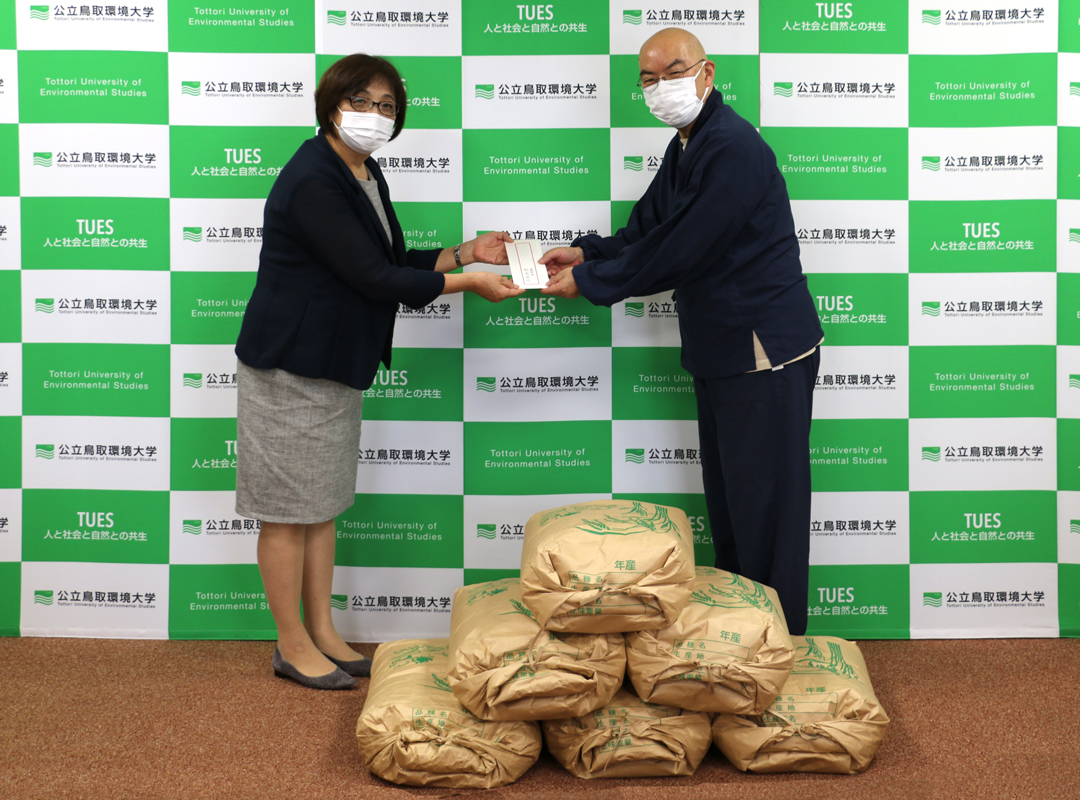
top-left (470, 272), bottom-right (525, 302)
top-left (463, 231), bottom-right (513, 266)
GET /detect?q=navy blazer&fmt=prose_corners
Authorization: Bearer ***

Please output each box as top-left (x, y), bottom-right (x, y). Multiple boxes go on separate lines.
top-left (235, 131), bottom-right (445, 391)
top-left (573, 90), bottom-right (823, 379)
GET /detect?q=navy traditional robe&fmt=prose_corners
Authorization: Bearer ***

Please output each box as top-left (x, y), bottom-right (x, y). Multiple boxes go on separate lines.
top-left (572, 89), bottom-right (823, 377)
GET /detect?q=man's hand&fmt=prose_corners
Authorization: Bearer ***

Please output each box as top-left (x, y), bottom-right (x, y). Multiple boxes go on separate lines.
top-left (463, 231), bottom-right (513, 266)
top-left (471, 272), bottom-right (525, 302)
top-left (538, 246), bottom-right (584, 277)
top-left (542, 266), bottom-right (580, 299)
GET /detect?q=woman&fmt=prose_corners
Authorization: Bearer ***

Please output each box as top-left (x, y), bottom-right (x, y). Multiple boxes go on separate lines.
top-left (234, 54), bottom-right (522, 690)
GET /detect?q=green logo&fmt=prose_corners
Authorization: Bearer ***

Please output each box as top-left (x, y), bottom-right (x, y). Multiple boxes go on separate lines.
top-left (170, 126), bottom-right (312, 200)
top-left (476, 524), bottom-right (496, 539)
top-left (624, 302), bottom-right (644, 317)
top-left (622, 9), bottom-right (642, 24)
top-left (921, 156), bottom-right (940, 171)
top-left (34, 298), bottom-right (54, 313)
top-left (182, 227), bottom-right (203, 242)
top-left (25, 342), bottom-right (170, 418)
top-left (464, 128), bottom-right (610, 203)
top-left (33, 152), bottom-right (52, 168)
top-left (921, 447), bottom-right (941, 462)
top-left (24, 488), bottom-right (170, 565)
top-left (182, 519), bottom-right (202, 535)
top-left (427, 673), bottom-right (453, 693)
top-left (34, 444), bottom-right (55, 459)
top-left (1071, 83), bottom-right (1080, 98)
top-left (21, 196), bottom-right (169, 271)
top-left (326, 9), bottom-right (346, 25)
top-left (337, 494), bottom-right (463, 569)
top-left (921, 10), bottom-right (941, 24)
top-left (465, 420), bottom-right (612, 495)
top-left (476, 377), bottom-right (496, 392)
top-left (762, 4), bottom-right (908, 55)
top-left (393, 652), bottom-right (435, 665)
top-left (909, 199), bottom-right (1053, 273)
top-left (690, 572), bottom-right (777, 613)
top-left (34, 590), bottom-right (54, 605)
top-left (921, 301), bottom-right (941, 316)
top-left (795, 638), bottom-right (859, 678)
top-left (625, 448), bottom-right (645, 463)
top-left (30, 4), bottom-right (49, 19)
top-left (623, 156), bottom-right (643, 171)
top-left (182, 373), bottom-right (203, 389)
top-left (504, 598), bottom-right (535, 618)
top-left (1071, 520), bottom-right (1080, 534)
top-left (170, 1), bottom-right (315, 54)
top-left (330, 594), bottom-right (348, 610)
top-left (1070, 229), bottom-right (1080, 244)
top-left (475, 84), bottom-right (495, 100)
top-left (773, 82), bottom-right (793, 97)
top-left (180, 81), bottom-right (201, 97)
top-left (923, 592), bottom-right (942, 607)
top-left (910, 54), bottom-right (1056, 128)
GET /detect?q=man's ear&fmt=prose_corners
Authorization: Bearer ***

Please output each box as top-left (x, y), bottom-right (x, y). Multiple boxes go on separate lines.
top-left (704, 60), bottom-right (717, 87)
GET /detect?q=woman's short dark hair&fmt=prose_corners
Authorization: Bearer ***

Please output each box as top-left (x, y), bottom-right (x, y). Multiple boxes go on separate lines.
top-left (315, 54), bottom-right (407, 141)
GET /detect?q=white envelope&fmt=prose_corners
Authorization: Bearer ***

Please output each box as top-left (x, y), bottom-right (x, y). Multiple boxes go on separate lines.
top-left (505, 239), bottom-right (548, 290)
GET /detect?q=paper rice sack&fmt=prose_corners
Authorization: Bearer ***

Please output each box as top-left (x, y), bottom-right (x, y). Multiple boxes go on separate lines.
top-left (542, 686), bottom-right (712, 779)
top-left (520, 500), bottom-right (696, 633)
top-left (448, 578), bottom-right (626, 721)
top-left (626, 567), bottom-right (794, 714)
top-left (712, 636), bottom-right (889, 774)
top-left (356, 639), bottom-right (541, 788)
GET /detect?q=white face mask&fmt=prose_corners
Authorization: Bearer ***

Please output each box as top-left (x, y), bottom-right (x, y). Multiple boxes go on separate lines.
top-left (642, 63), bottom-right (708, 129)
top-left (335, 110), bottom-right (395, 155)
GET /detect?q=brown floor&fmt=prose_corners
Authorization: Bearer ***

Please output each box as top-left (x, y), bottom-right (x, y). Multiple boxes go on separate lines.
top-left (2, 637), bottom-right (1078, 800)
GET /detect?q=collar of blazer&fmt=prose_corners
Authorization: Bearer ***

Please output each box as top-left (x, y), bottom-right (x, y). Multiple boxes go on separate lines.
top-left (314, 130), bottom-right (398, 262)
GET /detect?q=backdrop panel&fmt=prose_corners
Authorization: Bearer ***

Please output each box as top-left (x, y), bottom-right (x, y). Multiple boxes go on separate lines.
top-left (3, 0), bottom-right (1077, 640)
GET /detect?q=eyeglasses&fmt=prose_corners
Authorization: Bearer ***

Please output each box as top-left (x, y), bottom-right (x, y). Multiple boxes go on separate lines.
top-left (637, 59), bottom-right (706, 89)
top-left (347, 95), bottom-right (398, 117)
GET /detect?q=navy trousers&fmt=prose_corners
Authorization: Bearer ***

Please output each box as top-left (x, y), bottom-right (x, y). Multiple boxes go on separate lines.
top-left (693, 349), bottom-right (819, 636)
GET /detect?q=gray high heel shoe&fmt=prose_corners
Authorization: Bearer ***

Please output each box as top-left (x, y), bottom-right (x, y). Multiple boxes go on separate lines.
top-left (321, 650), bottom-right (372, 678)
top-left (272, 647), bottom-right (356, 690)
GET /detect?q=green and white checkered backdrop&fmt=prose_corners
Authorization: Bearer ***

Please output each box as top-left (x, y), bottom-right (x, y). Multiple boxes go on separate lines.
top-left (2, 0), bottom-right (1079, 641)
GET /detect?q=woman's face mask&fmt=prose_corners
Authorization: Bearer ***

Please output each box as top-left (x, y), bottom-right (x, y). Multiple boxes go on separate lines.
top-left (335, 110), bottom-right (395, 155)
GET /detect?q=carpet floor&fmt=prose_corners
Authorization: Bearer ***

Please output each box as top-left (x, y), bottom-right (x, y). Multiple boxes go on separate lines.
top-left (2, 637), bottom-right (1078, 800)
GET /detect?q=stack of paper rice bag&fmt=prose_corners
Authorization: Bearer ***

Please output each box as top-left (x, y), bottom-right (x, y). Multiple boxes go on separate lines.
top-left (356, 499), bottom-right (888, 786)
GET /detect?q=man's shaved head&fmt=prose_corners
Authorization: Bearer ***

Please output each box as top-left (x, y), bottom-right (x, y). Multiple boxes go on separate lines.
top-left (639, 27), bottom-right (707, 68)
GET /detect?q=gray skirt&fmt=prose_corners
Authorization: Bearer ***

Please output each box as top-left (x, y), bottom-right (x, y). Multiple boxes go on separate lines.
top-left (235, 360), bottom-right (363, 524)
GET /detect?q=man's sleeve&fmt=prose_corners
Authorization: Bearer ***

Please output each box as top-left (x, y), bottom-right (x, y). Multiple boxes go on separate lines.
top-left (575, 169), bottom-right (665, 261)
top-left (289, 176), bottom-right (445, 308)
top-left (574, 134), bottom-right (770, 307)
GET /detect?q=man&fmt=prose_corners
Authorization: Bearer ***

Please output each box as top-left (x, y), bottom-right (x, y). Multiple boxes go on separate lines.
top-left (540, 28), bottom-right (823, 635)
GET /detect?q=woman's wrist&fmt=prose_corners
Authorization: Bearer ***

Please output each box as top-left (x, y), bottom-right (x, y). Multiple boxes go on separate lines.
top-left (459, 239), bottom-right (475, 266)
top-left (436, 245), bottom-right (464, 274)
